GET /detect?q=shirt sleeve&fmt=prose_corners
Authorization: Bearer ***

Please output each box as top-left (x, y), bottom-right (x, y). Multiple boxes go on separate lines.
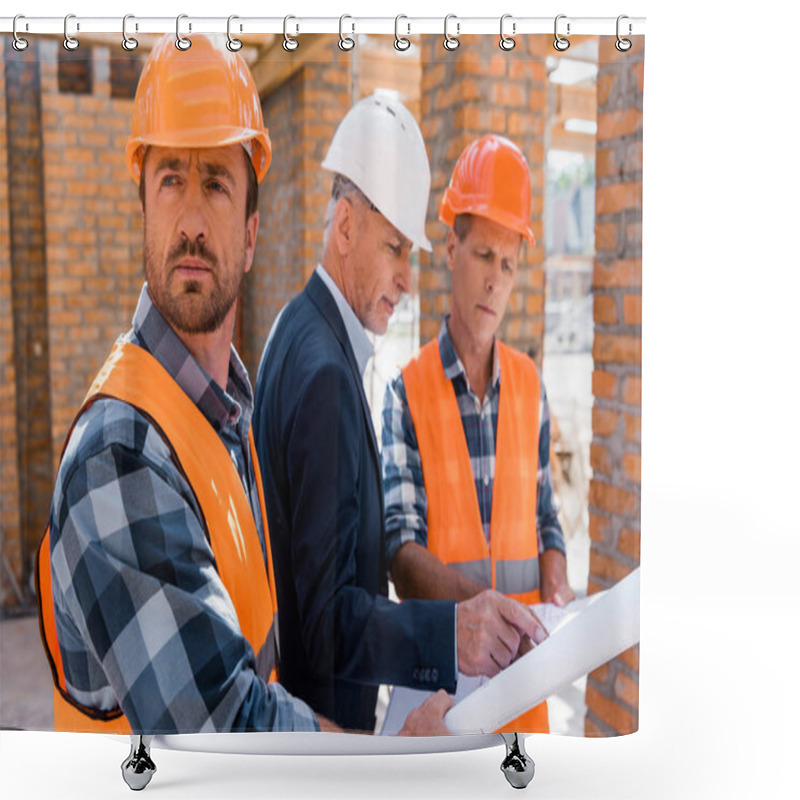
top-left (380, 370), bottom-right (429, 568)
top-left (49, 400), bottom-right (319, 734)
top-left (537, 386), bottom-right (567, 556)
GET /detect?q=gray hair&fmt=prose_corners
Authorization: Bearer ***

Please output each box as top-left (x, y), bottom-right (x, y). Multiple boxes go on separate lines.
top-left (323, 174), bottom-right (378, 248)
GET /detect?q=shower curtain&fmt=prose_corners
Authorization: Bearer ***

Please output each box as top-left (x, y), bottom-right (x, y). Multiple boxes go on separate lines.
top-left (0, 21), bottom-right (643, 763)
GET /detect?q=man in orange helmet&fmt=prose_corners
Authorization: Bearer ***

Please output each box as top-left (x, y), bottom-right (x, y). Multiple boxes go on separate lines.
top-left (37, 34), bottom-right (448, 749)
top-left (381, 134), bottom-right (576, 734)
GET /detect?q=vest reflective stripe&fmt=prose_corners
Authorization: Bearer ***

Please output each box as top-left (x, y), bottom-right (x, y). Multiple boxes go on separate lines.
top-left (37, 341), bottom-right (279, 732)
top-left (450, 558), bottom-right (541, 597)
top-left (402, 338), bottom-right (548, 734)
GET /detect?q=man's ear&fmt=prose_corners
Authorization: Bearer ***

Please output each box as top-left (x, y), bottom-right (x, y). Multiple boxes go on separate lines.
top-left (332, 196), bottom-right (356, 256)
top-left (244, 210), bottom-right (259, 274)
top-left (445, 227), bottom-right (458, 274)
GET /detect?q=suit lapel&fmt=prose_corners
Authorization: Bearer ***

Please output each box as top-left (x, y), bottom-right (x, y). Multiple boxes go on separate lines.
top-left (305, 273), bottom-right (382, 476)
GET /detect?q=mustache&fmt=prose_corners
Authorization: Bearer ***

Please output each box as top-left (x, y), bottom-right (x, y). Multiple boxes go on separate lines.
top-left (168, 237), bottom-right (219, 269)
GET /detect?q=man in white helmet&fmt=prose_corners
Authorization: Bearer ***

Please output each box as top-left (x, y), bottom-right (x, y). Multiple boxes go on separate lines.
top-left (253, 93), bottom-right (548, 733)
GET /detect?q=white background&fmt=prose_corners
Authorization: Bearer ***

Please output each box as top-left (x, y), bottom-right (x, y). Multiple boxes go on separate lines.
top-left (3, 1), bottom-right (799, 798)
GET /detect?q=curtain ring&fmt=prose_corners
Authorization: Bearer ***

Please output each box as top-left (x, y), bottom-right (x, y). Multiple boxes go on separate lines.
top-left (443, 14), bottom-right (460, 51)
top-left (12, 15), bottom-right (29, 51)
top-left (394, 15), bottom-right (411, 52)
top-left (339, 15), bottom-right (355, 51)
top-left (176, 14), bottom-right (191, 51)
top-left (554, 14), bottom-right (570, 52)
top-left (499, 14), bottom-right (516, 51)
top-left (64, 13), bottom-right (79, 51)
top-left (283, 16), bottom-right (299, 51)
top-left (616, 15), bottom-right (633, 52)
top-left (122, 14), bottom-right (139, 51)
top-left (226, 15), bottom-right (243, 51)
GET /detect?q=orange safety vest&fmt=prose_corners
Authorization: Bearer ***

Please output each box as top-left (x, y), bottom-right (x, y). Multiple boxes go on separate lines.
top-left (36, 341), bottom-right (279, 733)
top-left (402, 339), bottom-right (549, 734)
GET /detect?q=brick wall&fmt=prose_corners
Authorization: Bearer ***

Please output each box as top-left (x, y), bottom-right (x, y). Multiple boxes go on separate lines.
top-left (0, 41), bottom-right (142, 606)
top-left (0, 38), bottom-right (23, 606)
top-left (243, 40), bottom-right (350, 378)
top-left (39, 42), bottom-right (142, 462)
top-left (585, 36), bottom-right (644, 736)
top-left (418, 36), bottom-right (547, 357)
top-left (2, 39), bottom-right (54, 606)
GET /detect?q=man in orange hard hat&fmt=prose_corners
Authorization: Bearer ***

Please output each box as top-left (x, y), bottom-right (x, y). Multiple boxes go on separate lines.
top-left (381, 134), bottom-right (576, 734)
top-left (37, 35), bottom-right (446, 754)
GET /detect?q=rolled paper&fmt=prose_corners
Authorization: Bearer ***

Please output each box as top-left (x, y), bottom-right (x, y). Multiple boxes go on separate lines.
top-left (444, 568), bottom-right (640, 734)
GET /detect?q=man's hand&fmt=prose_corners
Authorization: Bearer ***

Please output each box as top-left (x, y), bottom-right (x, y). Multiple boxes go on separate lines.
top-left (315, 713), bottom-right (344, 732)
top-left (456, 589), bottom-right (547, 677)
top-left (539, 549), bottom-right (575, 607)
top-left (398, 690), bottom-right (454, 736)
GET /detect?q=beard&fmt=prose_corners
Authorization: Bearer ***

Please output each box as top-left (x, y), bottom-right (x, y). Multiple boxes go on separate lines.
top-left (144, 233), bottom-right (246, 335)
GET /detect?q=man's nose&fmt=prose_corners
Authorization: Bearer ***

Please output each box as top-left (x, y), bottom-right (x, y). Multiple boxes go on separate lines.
top-left (177, 179), bottom-right (208, 242)
top-left (397, 253), bottom-right (412, 295)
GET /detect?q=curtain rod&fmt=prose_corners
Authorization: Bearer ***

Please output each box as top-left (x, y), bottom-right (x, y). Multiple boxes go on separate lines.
top-left (1, 16), bottom-right (646, 38)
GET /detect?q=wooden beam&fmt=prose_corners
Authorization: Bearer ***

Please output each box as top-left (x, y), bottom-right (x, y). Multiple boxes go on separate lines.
top-left (554, 85), bottom-right (596, 123)
top-left (550, 124), bottom-right (595, 157)
top-left (250, 34), bottom-right (334, 98)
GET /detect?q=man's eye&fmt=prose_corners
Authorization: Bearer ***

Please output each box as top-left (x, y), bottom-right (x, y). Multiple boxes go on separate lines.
top-left (388, 243), bottom-right (401, 255)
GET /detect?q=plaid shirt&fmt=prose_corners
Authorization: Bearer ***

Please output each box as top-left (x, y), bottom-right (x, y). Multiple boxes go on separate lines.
top-left (48, 285), bottom-right (318, 734)
top-left (381, 318), bottom-right (565, 568)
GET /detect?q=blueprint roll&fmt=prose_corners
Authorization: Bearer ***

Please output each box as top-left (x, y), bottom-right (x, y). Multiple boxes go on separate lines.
top-left (445, 569), bottom-right (641, 734)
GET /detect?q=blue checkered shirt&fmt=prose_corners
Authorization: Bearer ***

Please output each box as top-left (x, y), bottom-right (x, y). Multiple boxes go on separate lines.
top-left (48, 285), bottom-right (318, 734)
top-left (381, 318), bottom-right (565, 569)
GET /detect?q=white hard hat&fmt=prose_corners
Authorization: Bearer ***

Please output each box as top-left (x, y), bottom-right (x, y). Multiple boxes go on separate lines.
top-left (322, 91), bottom-right (432, 252)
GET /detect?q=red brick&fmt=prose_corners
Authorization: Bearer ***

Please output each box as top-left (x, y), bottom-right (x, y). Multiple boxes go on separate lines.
top-left (619, 645), bottom-right (640, 672)
top-left (597, 109), bottom-right (643, 140)
top-left (590, 443), bottom-right (611, 476)
top-left (593, 333), bottom-right (641, 365)
top-left (594, 259), bottom-right (642, 289)
top-left (623, 375), bottom-right (641, 406)
top-left (622, 453), bottom-right (641, 484)
top-left (592, 407), bottom-right (618, 438)
top-left (618, 528), bottom-right (641, 560)
top-left (624, 412), bottom-right (641, 444)
top-left (614, 670), bottom-right (639, 708)
top-left (589, 481), bottom-right (638, 517)
top-left (525, 293), bottom-right (544, 315)
top-left (584, 716), bottom-right (606, 737)
top-left (597, 72), bottom-right (616, 107)
top-left (596, 182), bottom-right (642, 216)
top-left (623, 294), bottom-right (642, 326)
top-left (595, 221), bottom-right (618, 252)
top-left (594, 294), bottom-right (618, 325)
top-left (585, 685), bottom-right (637, 734)
top-left (589, 513), bottom-right (612, 546)
top-left (592, 370), bottom-right (617, 400)
top-left (590, 663), bottom-right (610, 685)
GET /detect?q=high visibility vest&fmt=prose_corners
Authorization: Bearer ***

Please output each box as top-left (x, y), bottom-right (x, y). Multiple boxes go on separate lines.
top-left (402, 338), bottom-right (549, 734)
top-left (37, 341), bottom-right (279, 733)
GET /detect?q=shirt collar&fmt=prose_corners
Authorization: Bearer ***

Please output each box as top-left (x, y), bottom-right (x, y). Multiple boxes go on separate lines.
top-left (127, 284), bottom-right (253, 434)
top-left (315, 263), bottom-right (374, 378)
top-left (437, 315), bottom-right (501, 391)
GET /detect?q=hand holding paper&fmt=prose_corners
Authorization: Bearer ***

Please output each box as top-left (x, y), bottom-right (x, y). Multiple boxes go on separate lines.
top-left (456, 590), bottom-right (549, 677)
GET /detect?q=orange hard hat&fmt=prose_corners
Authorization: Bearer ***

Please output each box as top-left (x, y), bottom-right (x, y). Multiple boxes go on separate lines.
top-left (439, 134), bottom-right (535, 245)
top-left (126, 34), bottom-right (271, 184)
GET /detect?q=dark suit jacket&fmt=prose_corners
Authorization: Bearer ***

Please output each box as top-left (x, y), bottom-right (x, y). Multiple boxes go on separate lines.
top-left (253, 271), bottom-right (457, 732)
